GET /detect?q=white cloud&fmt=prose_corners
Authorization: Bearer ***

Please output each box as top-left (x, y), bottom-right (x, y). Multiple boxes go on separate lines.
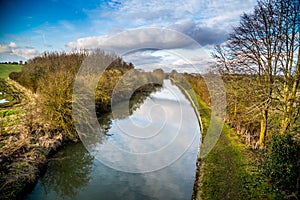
top-left (81, 0), bottom-right (257, 48)
top-left (66, 28), bottom-right (194, 53)
top-left (8, 42), bottom-right (18, 48)
top-left (0, 42), bottom-right (18, 53)
top-left (0, 42), bottom-right (39, 60)
top-left (0, 44), bottom-right (11, 53)
top-left (66, 28), bottom-right (214, 73)
top-left (12, 48), bottom-right (39, 59)
top-left (66, 36), bottom-right (107, 49)
top-left (97, 0), bottom-right (257, 28)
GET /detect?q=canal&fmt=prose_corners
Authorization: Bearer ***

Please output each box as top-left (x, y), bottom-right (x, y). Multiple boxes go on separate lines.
top-left (25, 79), bottom-right (201, 200)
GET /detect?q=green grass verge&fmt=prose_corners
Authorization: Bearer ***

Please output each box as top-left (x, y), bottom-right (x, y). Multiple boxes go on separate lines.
top-left (0, 64), bottom-right (23, 78)
top-left (0, 78), bottom-right (22, 108)
top-left (196, 94), bottom-right (282, 200)
top-left (0, 109), bottom-right (23, 117)
top-left (196, 96), bottom-right (210, 139)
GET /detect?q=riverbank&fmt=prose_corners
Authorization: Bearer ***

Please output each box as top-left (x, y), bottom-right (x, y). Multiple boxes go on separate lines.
top-left (0, 78), bottom-right (163, 199)
top-left (0, 79), bottom-right (66, 200)
top-left (192, 94), bottom-right (283, 199)
top-left (169, 74), bottom-right (277, 198)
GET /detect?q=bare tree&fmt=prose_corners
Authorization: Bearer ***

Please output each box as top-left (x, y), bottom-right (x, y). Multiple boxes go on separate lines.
top-left (212, 0), bottom-right (299, 146)
top-left (277, 0), bottom-right (300, 134)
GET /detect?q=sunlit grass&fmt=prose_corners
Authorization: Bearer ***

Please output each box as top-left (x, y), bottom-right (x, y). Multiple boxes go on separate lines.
top-left (196, 94), bottom-right (282, 200)
top-left (0, 64), bottom-right (23, 78)
top-left (0, 109), bottom-right (23, 117)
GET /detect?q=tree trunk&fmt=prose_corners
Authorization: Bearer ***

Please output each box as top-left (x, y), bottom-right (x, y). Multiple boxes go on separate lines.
top-left (234, 102), bottom-right (237, 119)
top-left (280, 117), bottom-right (290, 134)
top-left (259, 110), bottom-right (268, 147)
top-left (280, 49), bottom-right (300, 134)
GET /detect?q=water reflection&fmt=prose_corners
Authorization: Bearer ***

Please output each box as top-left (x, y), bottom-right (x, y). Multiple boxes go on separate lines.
top-left (109, 83), bottom-right (162, 120)
top-left (38, 143), bottom-right (93, 198)
top-left (91, 80), bottom-right (199, 173)
top-left (25, 79), bottom-right (200, 200)
top-left (98, 113), bottom-right (113, 135)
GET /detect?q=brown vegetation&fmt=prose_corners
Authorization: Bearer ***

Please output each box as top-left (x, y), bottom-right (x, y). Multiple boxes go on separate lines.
top-left (0, 79), bottom-right (63, 200)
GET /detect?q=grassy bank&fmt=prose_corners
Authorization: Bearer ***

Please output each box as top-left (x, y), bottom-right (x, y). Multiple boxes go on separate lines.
top-left (0, 79), bottom-right (65, 200)
top-left (193, 95), bottom-right (283, 200)
top-left (0, 79), bottom-right (23, 108)
top-left (0, 64), bottom-right (23, 79)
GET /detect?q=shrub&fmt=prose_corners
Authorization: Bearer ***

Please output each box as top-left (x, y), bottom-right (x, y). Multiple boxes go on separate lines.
top-left (8, 72), bottom-right (20, 81)
top-left (9, 51), bottom-right (135, 141)
top-left (267, 133), bottom-right (300, 196)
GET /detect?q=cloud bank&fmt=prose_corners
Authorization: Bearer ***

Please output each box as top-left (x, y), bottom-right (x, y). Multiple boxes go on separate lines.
top-left (66, 27), bottom-right (215, 73)
top-left (66, 28), bottom-right (195, 52)
top-left (0, 42), bottom-right (39, 60)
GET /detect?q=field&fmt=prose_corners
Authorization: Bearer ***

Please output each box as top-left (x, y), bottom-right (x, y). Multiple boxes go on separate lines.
top-left (0, 64), bottom-right (23, 78)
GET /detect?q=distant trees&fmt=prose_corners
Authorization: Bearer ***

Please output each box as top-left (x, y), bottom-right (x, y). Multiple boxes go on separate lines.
top-left (0, 62), bottom-right (21, 65)
top-left (183, 73), bottom-right (210, 106)
top-left (213, 0), bottom-right (300, 146)
top-left (152, 68), bottom-right (165, 81)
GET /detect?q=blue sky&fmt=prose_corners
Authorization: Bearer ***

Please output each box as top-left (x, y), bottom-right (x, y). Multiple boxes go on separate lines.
top-left (0, 0), bottom-right (257, 72)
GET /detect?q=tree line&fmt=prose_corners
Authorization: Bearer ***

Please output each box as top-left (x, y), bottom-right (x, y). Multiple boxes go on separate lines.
top-left (186, 0), bottom-right (299, 196)
top-left (9, 50), bottom-right (164, 141)
top-left (215, 0), bottom-right (299, 196)
top-left (213, 0), bottom-right (299, 146)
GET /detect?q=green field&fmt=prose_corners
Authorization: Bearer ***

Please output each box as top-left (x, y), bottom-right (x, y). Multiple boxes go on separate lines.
top-left (0, 64), bottom-right (23, 78)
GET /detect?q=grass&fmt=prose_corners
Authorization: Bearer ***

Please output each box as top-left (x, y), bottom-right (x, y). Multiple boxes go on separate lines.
top-left (196, 96), bottom-right (210, 139)
top-left (0, 64), bottom-right (23, 78)
top-left (0, 110), bottom-right (23, 117)
top-left (170, 75), bottom-right (283, 199)
top-left (193, 94), bottom-right (282, 200)
top-left (0, 78), bottom-right (24, 108)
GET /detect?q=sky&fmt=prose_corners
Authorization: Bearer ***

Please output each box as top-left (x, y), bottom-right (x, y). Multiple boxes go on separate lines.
top-left (0, 0), bottom-right (257, 72)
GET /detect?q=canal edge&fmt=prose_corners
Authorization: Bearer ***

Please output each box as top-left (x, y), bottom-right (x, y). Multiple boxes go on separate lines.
top-left (169, 77), bottom-right (203, 200)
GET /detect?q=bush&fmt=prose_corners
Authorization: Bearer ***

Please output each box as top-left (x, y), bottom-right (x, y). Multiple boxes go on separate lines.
top-left (9, 51), bottom-right (136, 141)
top-left (8, 72), bottom-right (20, 81)
top-left (267, 133), bottom-right (300, 196)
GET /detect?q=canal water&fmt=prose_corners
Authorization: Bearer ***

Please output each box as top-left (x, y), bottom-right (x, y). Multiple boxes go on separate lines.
top-left (25, 79), bottom-right (201, 200)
